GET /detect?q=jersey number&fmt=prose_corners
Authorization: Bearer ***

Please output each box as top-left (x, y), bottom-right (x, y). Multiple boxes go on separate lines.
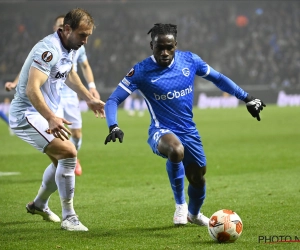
top-left (153, 129), bottom-right (170, 142)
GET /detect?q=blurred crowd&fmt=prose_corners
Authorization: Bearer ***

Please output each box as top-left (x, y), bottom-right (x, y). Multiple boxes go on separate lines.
top-left (0, 1), bottom-right (299, 91)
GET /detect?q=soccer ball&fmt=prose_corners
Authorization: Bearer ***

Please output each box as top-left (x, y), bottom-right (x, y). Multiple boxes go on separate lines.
top-left (208, 209), bottom-right (243, 243)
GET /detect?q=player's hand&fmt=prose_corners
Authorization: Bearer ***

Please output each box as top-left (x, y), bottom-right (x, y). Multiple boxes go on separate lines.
top-left (104, 125), bottom-right (124, 144)
top-left (87, 98), bottom-right (106, 118)
top-left (47, 117), bottom-right (72, 141)
top-left (89, 88), bottom-right (100, 99)
top-left (244, 95), bottom-right (266, 121)
top-left (5, 82), bottom-right (17, 91)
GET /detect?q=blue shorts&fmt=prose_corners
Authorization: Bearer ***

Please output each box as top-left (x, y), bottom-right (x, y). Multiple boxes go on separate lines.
top-left (147, 128), bottom-right (206, 167)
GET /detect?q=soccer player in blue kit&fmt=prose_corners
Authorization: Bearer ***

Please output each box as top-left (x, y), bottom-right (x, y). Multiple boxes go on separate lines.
top-left (104, 23), bottom-right (266, 226)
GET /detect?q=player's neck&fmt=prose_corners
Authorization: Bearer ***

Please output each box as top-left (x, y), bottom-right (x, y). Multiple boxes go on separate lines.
top-left (57, 29), bottom-right (72, 53)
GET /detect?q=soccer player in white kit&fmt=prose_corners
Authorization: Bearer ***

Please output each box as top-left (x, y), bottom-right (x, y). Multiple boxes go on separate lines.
top-left (5, 15), bottom-right (100, 176)
top-left (54, 15), bottom-right (100, 176)
top-left (9, 8), bottom-right (105, 231)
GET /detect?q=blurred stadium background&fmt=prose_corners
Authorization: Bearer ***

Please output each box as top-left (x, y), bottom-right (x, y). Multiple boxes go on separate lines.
top-left (0, 0), bottom-right (299, 107)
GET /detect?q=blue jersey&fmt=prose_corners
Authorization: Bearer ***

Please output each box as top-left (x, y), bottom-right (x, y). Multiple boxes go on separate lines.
top-left (105, 50), bottom-right (248, 134)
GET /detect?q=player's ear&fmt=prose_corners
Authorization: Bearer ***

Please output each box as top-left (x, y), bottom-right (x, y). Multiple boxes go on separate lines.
top-left (150, 41), bottom-right (153, 50)
top-left (175, 41), bottom-right (177, 48)
top-left (64, 24), bottom-right (71, 34)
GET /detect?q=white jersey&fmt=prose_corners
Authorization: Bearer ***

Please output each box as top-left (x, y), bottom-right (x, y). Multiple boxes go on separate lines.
top-left (9, 30), bottom-right (76, 121)
top-left (60, 46), bottom-right (87, 99)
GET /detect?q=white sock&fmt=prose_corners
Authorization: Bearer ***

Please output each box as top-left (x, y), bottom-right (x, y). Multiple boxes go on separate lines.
top-left (55, 157), bottom-right (76, 219)
top-left (34, 163), bottom-right (57, 210)
top-left (70, 137), bottom-right (82, 151)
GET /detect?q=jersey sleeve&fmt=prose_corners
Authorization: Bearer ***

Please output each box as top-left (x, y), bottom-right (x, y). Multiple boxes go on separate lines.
top-left (192, 52), bottom-right (247, 100)
top-left (105, 86), bottom-right (130, 127)
top-left (105, 64), bottom-right (140, 127)
top-left (118, 64), bottom-right (141, 94)
top-left (191, 53), bottom-right (210, 77)
top-left (31, 42), bottom-right (59, 76)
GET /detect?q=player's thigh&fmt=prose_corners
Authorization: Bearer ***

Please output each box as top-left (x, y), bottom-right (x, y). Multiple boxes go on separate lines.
top-left (70, 128), bottom-right (82, 138)
top-left (178, 131), bottom-right (207, 186)
top-left (10, 113), bottom-right (56, 153)
top-left (147, 128), bottom-right (181, 158)
top-left (158, 133), bottom-right (184, 161)
top-left (180, 131), bottom-right (206, 168)
top-left (45, 138), bottom-right (77, 160)
top-left (63, 99), bottom-right (82, 129)
top-left (47, 154), bottom-right (58, 167)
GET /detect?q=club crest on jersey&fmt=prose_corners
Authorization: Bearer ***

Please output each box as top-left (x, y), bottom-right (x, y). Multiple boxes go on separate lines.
top-left (126, 68), bottom-right (135, 77)
top-left (182, 68), bottom-right (190, 77)
top-left (42, 51), bottom-right (53, 62)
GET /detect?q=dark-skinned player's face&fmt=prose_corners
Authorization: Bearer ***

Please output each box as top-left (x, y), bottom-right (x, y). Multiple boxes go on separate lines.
top-left (150, 34), bottom-right (177, 67)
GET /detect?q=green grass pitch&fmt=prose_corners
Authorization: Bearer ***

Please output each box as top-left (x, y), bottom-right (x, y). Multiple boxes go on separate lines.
top-left (0, 105), bottom-right (299, 250)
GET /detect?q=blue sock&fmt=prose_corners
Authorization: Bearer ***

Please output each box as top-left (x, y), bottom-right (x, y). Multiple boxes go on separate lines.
top-left (0, 111), bottom-right (9, 125)
top-left (166, 160), bottom-right (185, 204)
top-left (188, 184), bottom-right (206, 215)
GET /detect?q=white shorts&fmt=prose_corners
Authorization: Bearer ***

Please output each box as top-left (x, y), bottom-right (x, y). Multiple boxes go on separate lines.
top-left (56, 97), bottom-right (82, 129)
top-left (10, 113), bottom-right (56, 153)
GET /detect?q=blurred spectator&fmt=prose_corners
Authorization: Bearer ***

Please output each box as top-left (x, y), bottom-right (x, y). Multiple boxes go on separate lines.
top-left (0, 1), bottom-right (299, 90)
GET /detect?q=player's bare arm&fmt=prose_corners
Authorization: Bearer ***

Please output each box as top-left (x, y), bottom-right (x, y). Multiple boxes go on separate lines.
top-left (89, 87), bottom-right (100, 99)
top-left (26, 67), bottom-right (72, 140)
top-left (65, 69), bottom-right (105, 118)
top-left (80, 59), bottom-right (101, 99)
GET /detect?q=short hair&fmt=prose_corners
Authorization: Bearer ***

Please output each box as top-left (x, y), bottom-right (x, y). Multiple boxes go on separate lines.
top-left (147, 23), bottom-right (177, 41)
top-left (64, 8), bottom-right (95, 30)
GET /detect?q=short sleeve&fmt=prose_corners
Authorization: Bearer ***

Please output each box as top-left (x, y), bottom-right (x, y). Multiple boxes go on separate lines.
top-left (31, 42), bottom-right (59, 76)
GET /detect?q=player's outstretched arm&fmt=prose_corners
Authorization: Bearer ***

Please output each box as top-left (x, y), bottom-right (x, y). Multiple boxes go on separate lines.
top-left (104, 85), bottom-right (130, 144)
top-left (104, 124), bottom-right (124, 144)
top-left (89, 86), bottom-right (100, 99)
top-left (243, 95), bottom-right (266, 121)
top-left (66, 69), bottom-right (105, 118)
top-left (80, 59), bottom-right (101, 99)
top-left (202, 66), bottom-right (266, 121)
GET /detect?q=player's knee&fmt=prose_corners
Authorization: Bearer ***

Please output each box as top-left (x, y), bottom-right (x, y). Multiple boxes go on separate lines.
top-left (62, 145), bottom-right (77, 159)
top-left (189, 176), bottom-right (206, 188)
top-left (47, 140), bottom-right (77, 159)
top-left (168, 144), bottom-right (184, 162)
top-left (71, 128), bottom-right (82, 138)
